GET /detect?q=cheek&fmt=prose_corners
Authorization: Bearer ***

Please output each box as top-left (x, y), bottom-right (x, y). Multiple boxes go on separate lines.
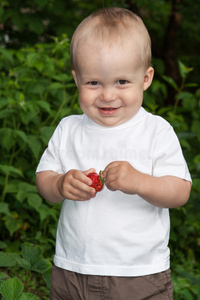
top-left (78, 90), bottom-right (95, 108)
top-left (79, 88), bottom-right (97, 105)
top-left (122, 88), bottom-right (143, 110)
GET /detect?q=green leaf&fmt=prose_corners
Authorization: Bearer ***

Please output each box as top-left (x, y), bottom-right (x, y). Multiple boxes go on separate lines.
top-left (0, 109), bottom-right (12, 120)
top-left (0, 128), bottom-right (15, 152)
top-left (176, 92), bottom-right (197, 110)
top-left (0, 241), bottom-right (7, 249)
top-left (178, 61), bottom-right (193, 79)
top-left (0, 165), bottom-right (23, 177)
top-left (4, 215), bottom-right (23, 236)
top-left (27, 193), bottom-right (43, 209)
top-left (43, 267), bottom-right (52, 288)
top-left (32, 257), bottom-right (52, 274)
top-left (18, 182), bottom-right (38, 193)
top-left (0, 277), bottom-right (23, 300)
top-left (53, 73), bottom-right (72, 82)
top-left (0, 252), bottom-right (16, 267)
top-left (11, 254), bottom-right (31, 270)
top-left (162, 75), bottom-right (178, 90)
top-left (16, 189), bottom-right (28, 203)
top-left (0, 203), bottom-right (12, 216)
top-left (36, 204), bottom-right (53, 222)
top-left (49, 82), bottom-right (65, 89)
top-left (16, 183), bottom-right (38, 203)
top-left (33, 0), bottom-right (48, 8)
top-left (27, 136), bottom-right (41, 160)
top-left (39, 126), bottom-right (55, 144)
top-left (4, 181), bottom-right (21, 194)
top-left (15, 130), bottom-right (28, 144)
top-left (0, 272), bottom-right (9, 283)
top-left (27, 53), bottom-right (40, 68)
top-left (28, 17), bottom-right (44, 35)
top-left (36, 100), bottom-right (51, 113)
top-left (191, 120), bottom-right (200, 141)
top-left (0, 48), bottom-right (13, 65)
top-left (21, 243), bottom-right (43, 266)
top-left (18, 293), bottom-right (41, 300)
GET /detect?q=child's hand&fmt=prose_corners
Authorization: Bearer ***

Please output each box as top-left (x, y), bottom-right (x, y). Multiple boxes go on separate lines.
top-left (57, 168), bottom-right (97, 201)
top-left (102, 161), bottom-right (191, 208)
top-left (102, 161), bottom-right (142, 195)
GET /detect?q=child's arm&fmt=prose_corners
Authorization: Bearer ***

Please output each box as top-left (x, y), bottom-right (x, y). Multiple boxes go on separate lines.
top-left (36, 169), bottom-right (96, 203)
top-left (102, 161), bottom-right (191, 208)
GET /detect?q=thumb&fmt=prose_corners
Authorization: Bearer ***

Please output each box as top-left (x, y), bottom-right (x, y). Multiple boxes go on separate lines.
top-left (83, 168), bottom-right (96, 176)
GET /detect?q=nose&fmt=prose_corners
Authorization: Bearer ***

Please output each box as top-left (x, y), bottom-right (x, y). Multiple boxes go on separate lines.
top-left (100, 87), bottom-right (118, 102)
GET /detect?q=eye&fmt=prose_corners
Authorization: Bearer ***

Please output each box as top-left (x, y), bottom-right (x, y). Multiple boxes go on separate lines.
top-left (117, 80), bottom-right (128, 85)
top-left (88, 81), bottom-right (99, 86)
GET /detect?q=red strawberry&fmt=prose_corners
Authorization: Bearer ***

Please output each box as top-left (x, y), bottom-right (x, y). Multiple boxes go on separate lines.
top-left (87, 171), bottom-right (105, 192)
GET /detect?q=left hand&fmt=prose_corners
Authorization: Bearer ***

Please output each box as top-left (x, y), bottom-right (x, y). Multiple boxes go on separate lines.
top-left (102, 161), bottom-right (142, 194)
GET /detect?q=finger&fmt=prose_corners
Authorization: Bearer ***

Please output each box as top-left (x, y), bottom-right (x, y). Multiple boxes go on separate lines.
top-left (72, 178), bottom-right (96, 195)
top-left (83, 168), bottom-right (96, 175)
top-left (67, 189), bottom-right (96, 201)
top-left (73, 170), bottom-right (93, 186)
top-left (102, 161), bottom-right (120, 177)
top-left (83, 168), bottom-right (96, 185)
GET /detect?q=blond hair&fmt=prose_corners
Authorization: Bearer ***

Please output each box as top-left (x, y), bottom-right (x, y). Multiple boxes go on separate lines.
top-left (70, 7), bottom-right (151, 70)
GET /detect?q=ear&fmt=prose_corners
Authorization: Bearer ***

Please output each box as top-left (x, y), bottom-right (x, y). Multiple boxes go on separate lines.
top-left (143, 67), bottom-right (154, 91)
top-left (72, 70), bottom-right (78, 87)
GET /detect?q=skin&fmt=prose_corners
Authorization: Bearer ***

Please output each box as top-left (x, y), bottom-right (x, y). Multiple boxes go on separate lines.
top-left (36, 37), bottom-right (191, 207)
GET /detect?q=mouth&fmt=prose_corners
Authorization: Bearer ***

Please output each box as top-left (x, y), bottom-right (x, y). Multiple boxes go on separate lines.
top-left (98, 107), bottom-right (120, 116)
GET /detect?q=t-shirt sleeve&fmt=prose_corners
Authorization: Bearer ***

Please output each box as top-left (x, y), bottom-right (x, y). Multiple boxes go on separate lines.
top-left (152, 122), bottom-right (191, 182)
top-left (36, 122), bottom-right (63, 174)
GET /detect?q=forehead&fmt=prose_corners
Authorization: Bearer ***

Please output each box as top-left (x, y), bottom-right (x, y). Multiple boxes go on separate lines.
top-left (75, 31), bottom-right (143, 65)
top-left (75, 37), bottom-right (144, 76)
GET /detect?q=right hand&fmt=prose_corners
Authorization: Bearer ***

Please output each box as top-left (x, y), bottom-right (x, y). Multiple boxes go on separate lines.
top-left (57, 168), bottom-right (97, 201)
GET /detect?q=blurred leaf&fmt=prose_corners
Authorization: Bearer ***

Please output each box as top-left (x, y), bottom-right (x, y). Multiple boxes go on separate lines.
top-left (176, 92), bottom-right (197, 110)
top-left (49, 82), bottom-right (65, 89)
top-left (27, 136), bottom-right (42, 160)
top-left (4, 214), bottom-right (23, 236)
top-left (18, 293), bottom-right (40, 299)
top-left (162, 75), bottom-right (178, 90)
top-left (31, 257), bottom-right (52, 274)
top-left (11, 254), bottom-right (31, 270)
top-left (0, 272), bottom-right (9, 285)
top-left (0, 165), bottom-right (23, 177)
top-left (178, 61), bottom-right (193, 79)
top-left (43, 267), bottom-right (52, 289)
top-left (36, 100), bottom-right (51, 113)
top-left (39, 126), bottom-right (55, 144)
top-left (21, 243), bottom-right (43, 266)
top-left (27, 193), bottom-right (43, 209)
top-left (0, 252), bottom-right (16, 267)
top-left (0, 203), bottom-right (12, 216)
top-left (0, 277), bottom-right (23, 300)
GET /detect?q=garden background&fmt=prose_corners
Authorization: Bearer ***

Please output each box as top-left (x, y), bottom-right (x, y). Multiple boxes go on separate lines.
top-left (0, 0), bottom-right (200, 299)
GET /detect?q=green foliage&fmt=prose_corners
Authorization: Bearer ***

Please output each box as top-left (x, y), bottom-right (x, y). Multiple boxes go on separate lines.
top-left (0, 35), bottom-right (79, 259)
top-left (0, 36), bottom-right (79, 296)
top-left (0, 30), bottom-right (199, 298)
top-left (0, 242), bottom-right (51, 299)
top-left (144, 60), bottom-right (200, 299)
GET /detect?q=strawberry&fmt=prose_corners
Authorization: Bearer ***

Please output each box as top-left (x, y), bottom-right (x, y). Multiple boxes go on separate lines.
top-left (87, 171), bottom-right (105, 192)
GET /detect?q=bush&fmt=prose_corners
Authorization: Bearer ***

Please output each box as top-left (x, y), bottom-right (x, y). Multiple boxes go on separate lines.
top-left (0, 37), bottom-right (199, 298)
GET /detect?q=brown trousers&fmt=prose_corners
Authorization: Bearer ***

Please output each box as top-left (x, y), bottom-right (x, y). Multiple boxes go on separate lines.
top-left (50, 265), bottom-right (173, 300)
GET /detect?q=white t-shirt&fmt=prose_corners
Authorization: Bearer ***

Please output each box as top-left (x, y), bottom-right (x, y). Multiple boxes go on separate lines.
top-left (36, 107), bottom-right (191, 277)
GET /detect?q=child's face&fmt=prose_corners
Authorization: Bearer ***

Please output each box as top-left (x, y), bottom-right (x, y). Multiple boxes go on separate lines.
top-left (72, 38), bottom-right (154, 127)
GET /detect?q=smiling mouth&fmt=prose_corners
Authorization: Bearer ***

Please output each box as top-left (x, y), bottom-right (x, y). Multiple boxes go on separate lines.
top-left (101, 107), bottom-right (117, 111)
top-left (98, 107), bottom-right (119, 115)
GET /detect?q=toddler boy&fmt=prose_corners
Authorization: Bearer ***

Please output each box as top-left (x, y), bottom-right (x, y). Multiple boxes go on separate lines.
top-left (36, 7), bottom-right (191, 300)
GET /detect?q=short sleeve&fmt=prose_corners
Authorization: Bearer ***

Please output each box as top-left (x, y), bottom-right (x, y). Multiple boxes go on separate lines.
top-left (36, 122), bottom-right (63, 174)
top-left (152, 123), bottom-right (191, 182)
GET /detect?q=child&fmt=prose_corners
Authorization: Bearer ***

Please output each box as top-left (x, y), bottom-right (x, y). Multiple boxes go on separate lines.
top-left (36, 7), bottom-right (191, 300)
